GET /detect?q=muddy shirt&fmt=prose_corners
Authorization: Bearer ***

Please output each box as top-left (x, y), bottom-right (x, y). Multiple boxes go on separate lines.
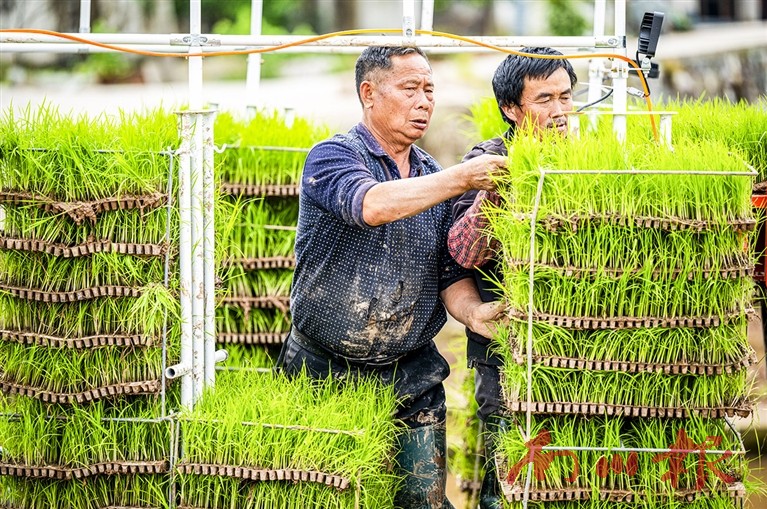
top-left (290, 123), bottom-right (468, 362)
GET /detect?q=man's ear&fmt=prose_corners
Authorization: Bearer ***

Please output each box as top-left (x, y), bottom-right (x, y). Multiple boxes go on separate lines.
top-left (501, 104), bottom-right (519, 124)
top-left (360, 81), bottom-right (375, 109)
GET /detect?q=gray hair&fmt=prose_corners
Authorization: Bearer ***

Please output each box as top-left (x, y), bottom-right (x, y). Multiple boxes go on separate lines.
top-left (354, 46), bottom-right (430, 103)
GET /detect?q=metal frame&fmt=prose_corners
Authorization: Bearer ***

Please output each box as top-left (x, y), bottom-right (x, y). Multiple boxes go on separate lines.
top-left (0, 0), bottom-right (639, 410)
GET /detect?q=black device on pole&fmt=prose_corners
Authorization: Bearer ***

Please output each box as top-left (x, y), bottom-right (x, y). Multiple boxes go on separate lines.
top-left (630, 11), bottom-right (664, 79)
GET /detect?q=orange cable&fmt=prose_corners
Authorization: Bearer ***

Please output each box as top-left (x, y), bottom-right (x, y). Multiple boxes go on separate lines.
top-left (1, 27), bottom-right (658, 140)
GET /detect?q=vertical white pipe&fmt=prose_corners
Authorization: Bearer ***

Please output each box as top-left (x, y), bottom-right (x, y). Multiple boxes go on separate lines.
top-left (420, 0), bottom-right (434, 32)
top-left (660, 114), bottom-right (673, 148)
top-left (177, 113), bottom-right (194, 409)
top-left (246, 0), bottom-right (264, 110)
top-left (402, 0), bottom-right (415, 41)
top-left (79, 0), bottom-right (91, 33)
top-left (188, 0), bottom-right (203, 110)
top-left (202, 110), bottom-right (217, 387)
top-left (190, 114), bottom-right (205, 404)
top-left (587, 0), bottom-right (606, 131)
top-left (612, 0), bottom-right (628, 142)
top-left (189, 0), bottom-right (205, 405)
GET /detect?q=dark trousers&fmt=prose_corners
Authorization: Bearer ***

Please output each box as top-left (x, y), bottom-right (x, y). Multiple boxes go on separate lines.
top-left (277, 331), bottom-right (450, 427)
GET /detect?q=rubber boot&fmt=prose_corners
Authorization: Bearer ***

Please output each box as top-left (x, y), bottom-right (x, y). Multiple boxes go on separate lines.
top-left (393, 423), bottom-right (455, 509)
top-left (478, 415), bottom-right (509, 509)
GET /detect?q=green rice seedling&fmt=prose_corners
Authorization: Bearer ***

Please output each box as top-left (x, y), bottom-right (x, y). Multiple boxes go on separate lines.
top-left (224, 265), bottom-right (293, 298)
top-left (0, 396), bottom-right (171, 467)
top-left (214, 109), bottom-right (330, 187)
top-left (661, 97), bottom-right (767, 182)
top-left (0, 251), bottom-right (167, 292)
top-left (499, 415), bottom-right (745, 496)
top-left (499, 266), bottom-right (753, 320)
top-left (497, 319), bottom-right (752, 368)
top-left (500, 363), bottom-right (750, 410)
top-left (0, 204), bottom-right (177, 247)
top-left (221, 196), bottom-right (299, 260)
top-left (501, 494), bottom-right (744, 508)
top-left (0, 474), bottom-right (169, 509)
top-left (465, 96), bottom-right (508, 144)
top-left (0, 342), bottom-right (174, 395)
top-left (217, 343), bottom-right (278, 371)
top-left (0, 286), bottom-right (179, 339)
top-left (493, 224), bottom-right (751, 276)
top-left (215, 305), bottom-right (291, 335)
top-left (0, 103), bottom-right (178, 201)
top-left (491, 129), bottom-right (752, 225)
top-left (179, 369), bottom-right (400, 509)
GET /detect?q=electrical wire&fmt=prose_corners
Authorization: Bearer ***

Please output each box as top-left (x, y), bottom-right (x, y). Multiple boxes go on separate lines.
top-left (0, 27), bottom-right (659, 141)
top-left (576, 88), bottom-right (614, 112)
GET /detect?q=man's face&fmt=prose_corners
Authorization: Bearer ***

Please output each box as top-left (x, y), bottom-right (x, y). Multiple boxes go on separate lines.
top-left (361, 53), bottom-right (435, 147)
top-left (502, 67), bottom-right (573, 136)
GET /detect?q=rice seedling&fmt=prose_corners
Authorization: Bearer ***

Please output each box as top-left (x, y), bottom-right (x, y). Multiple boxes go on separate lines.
top-left (221, 196), bottom-right (299, 260)
top-left (0, 251), bottom-right (168, 292)
top-left (0, 340), bottom-right (176, 395)
top-left (660, 97), bottom-right (767, 182)
top-left (0, 396), bottom-right (171, 467)
top-left (0, 103), bottom-right (178, 201)
top-left (0, 474), bottom-right (170, 509)
top-left (0, 292), bottom-right (178, 343)
top-left (496, 319), bottom-right (752, 369)
top-left (216, 343), bottom-right (278, 371)
top-left (501, 493), bottom-right (744, 508)
top-left (223, 265), bottom-right (293, 298)
top-left (178, 369), bottom-right (400, 509)
top-left (498, 415), bottom-right (745, 495)
top-left (490, 129), bottom-right (753, 225)
top-left (214, 109), bottom-right (330, 187)
top-left (501, 363), bottom-right (750, 411)
top-left (0, 204), bottom-right (177, 247)
top-left (215, 305), bottom-right (291, 336)
top-left (499, 266), bottom-right (753, 321)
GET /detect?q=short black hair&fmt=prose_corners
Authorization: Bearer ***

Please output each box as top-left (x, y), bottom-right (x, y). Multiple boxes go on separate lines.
top-left (492, 47), bottom-right (578, 125)
top-left (354, 46), bottom-right (430, 103)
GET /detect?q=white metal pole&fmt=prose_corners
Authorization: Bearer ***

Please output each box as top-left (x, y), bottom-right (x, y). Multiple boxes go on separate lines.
top-left (79, 0), bottom-right (92, 33)
top-left (420, 0), bottom-right (434, 32)
top-left (403, 0), bottom-right (416, 42)
top-left (587, 0), bottom-right (606, 131)
top-left (190, 112), bottom-right (205, 404)
top-left (177, 112), bottom-right (194, 409)
top-left (188, 0), bottom-right (205, 406)
top-left (246, 0), bottom-right (263, 112)
top-left (612, 0), bottom-right (628, 141)
top-left (202, 110), bottom-right (217, 387)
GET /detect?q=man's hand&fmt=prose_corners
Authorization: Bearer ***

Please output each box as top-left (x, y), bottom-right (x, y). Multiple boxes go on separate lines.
top-left (450, 154), bottom-right (507, 192)
top-left (466, 300), bottom-right (508, 338)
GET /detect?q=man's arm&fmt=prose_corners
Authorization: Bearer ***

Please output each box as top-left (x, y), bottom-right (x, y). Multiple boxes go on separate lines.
top-left (440, 278), bottom-right (507, 338)
top-left (361, 154), bottom-right (506, 226)
top-left (448, 190), bottom-right (502, 268)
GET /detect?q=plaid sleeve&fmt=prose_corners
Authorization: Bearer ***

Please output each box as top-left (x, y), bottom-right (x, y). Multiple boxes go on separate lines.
top-left (448, 190), bottom-right (501, 269)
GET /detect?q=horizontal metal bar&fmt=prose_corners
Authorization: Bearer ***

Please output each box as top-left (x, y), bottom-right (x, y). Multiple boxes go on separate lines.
top-left (542, 169), bottom-right (757, 177)
top-left (0, 32), bottom-right (622, 50)
top-left (541, 445), bottom-right (745, 455)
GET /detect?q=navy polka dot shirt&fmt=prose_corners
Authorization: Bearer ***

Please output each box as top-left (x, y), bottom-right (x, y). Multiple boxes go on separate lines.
top-left (290, 123), bottom-right (468, 362)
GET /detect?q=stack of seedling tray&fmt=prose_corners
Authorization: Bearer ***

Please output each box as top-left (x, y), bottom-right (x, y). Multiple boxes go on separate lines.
top-left (0, 106), bottom-right (179, 508)
top-left (213, 110), bottom-right (329, 369)
top-left (482, 123), bottom-right (757, 508)
top-left (175, 369), bottom-right (400, 508)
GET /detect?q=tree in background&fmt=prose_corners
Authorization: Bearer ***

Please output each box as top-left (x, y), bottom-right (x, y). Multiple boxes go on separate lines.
top-left (546, 0), bottom-right (588, 36)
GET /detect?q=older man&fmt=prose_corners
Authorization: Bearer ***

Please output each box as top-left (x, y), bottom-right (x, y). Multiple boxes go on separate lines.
top-left (277, 46), bottom-right (507, 508)
top-left (448, 47), bottom-right (578, 508)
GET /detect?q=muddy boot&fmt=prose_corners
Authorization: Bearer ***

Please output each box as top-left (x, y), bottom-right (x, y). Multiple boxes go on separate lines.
top-left (394, 423), bottom-right (455, 509)
top-left (478, 415), bottom-right (509, 509)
